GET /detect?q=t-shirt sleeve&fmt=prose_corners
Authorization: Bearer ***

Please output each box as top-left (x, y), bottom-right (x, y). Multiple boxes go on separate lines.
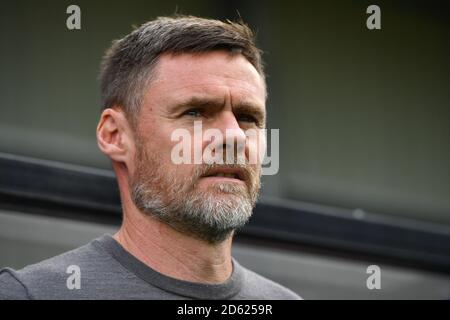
top-left (0, 268), bottom-right (30, 300)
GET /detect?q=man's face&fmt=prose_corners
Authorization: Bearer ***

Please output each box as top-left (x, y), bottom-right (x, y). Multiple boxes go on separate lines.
top-left (129, 51), bottom-right (267, 243)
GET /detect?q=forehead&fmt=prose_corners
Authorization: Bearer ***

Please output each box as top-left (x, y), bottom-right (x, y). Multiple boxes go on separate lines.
top-left (144, 51), bottom-right (266, 108)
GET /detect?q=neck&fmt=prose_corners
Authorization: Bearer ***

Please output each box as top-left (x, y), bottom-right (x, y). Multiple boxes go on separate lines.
top-left (114, 214), bottom-right (234, 284)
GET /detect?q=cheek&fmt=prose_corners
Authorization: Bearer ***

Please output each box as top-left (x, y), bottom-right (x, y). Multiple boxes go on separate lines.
top-left (148, 126), bottom-right (183, 163)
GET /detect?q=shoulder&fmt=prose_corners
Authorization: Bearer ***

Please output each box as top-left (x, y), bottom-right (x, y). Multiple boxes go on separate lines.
top-left (0, 268), bottom-right (30, 299)
top-left (0, 239), bottom-right (110, 299)
top-left (236, 261), bottom-right (302, 300)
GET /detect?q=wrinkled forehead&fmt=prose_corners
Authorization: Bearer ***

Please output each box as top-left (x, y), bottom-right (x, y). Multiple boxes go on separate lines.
top-left (144, 51), bottom-right (267, 110)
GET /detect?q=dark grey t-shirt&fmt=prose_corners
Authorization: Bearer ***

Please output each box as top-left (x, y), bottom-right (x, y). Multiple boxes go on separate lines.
top-left (0, 235), bottom-right (301, 300)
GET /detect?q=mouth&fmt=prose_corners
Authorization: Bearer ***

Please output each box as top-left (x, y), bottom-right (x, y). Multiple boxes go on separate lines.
top-left (201, 167), bottom-right (246, 184)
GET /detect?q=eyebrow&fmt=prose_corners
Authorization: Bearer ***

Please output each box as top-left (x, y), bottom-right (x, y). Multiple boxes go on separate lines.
top-left (168, 96), bottom-right (225, 113)
top-left (168, 95), bottom-right (266, 124)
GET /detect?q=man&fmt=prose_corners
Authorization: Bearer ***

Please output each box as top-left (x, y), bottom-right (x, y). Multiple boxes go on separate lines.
top-left (0, 15), bottom-right (301, 300)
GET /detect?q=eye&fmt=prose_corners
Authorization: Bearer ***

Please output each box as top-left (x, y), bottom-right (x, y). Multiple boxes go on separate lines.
top-left (183, 108), bottom-right (203, 117)
top-left (237, 113), bottom-right (258, 124)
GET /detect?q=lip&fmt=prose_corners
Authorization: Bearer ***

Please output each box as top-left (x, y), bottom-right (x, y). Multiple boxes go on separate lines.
top-left (201, 167), bottom-right (247, 183)
top-left (200, 176), bottom-right (246, 184)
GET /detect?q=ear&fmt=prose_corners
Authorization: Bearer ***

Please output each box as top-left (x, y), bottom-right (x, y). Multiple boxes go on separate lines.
top-left (96, 108), bottom-right (135, 165)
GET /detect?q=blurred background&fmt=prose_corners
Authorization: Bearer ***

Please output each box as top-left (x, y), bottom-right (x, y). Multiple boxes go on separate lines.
top-left (0, 0), bottom-right (449, 299)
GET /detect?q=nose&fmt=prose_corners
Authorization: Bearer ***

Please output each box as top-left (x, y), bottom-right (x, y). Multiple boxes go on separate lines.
top-left (211, 111), bottom-right (247, 162)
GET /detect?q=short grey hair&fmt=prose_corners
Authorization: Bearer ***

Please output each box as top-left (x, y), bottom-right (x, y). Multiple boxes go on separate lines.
top-left (99, 15), bottom-right (266, 127)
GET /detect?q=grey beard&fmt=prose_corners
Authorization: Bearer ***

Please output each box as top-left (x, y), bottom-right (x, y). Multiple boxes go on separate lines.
top-left (131, 168), bottom-right (258, 244)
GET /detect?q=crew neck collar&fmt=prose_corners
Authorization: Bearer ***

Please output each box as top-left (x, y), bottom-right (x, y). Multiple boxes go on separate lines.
top-left (93, 234), bottom-right (243, 300)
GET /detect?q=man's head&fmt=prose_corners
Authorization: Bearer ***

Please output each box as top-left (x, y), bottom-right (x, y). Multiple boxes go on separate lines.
top-left (97, 15), bottom-right (267, 244)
